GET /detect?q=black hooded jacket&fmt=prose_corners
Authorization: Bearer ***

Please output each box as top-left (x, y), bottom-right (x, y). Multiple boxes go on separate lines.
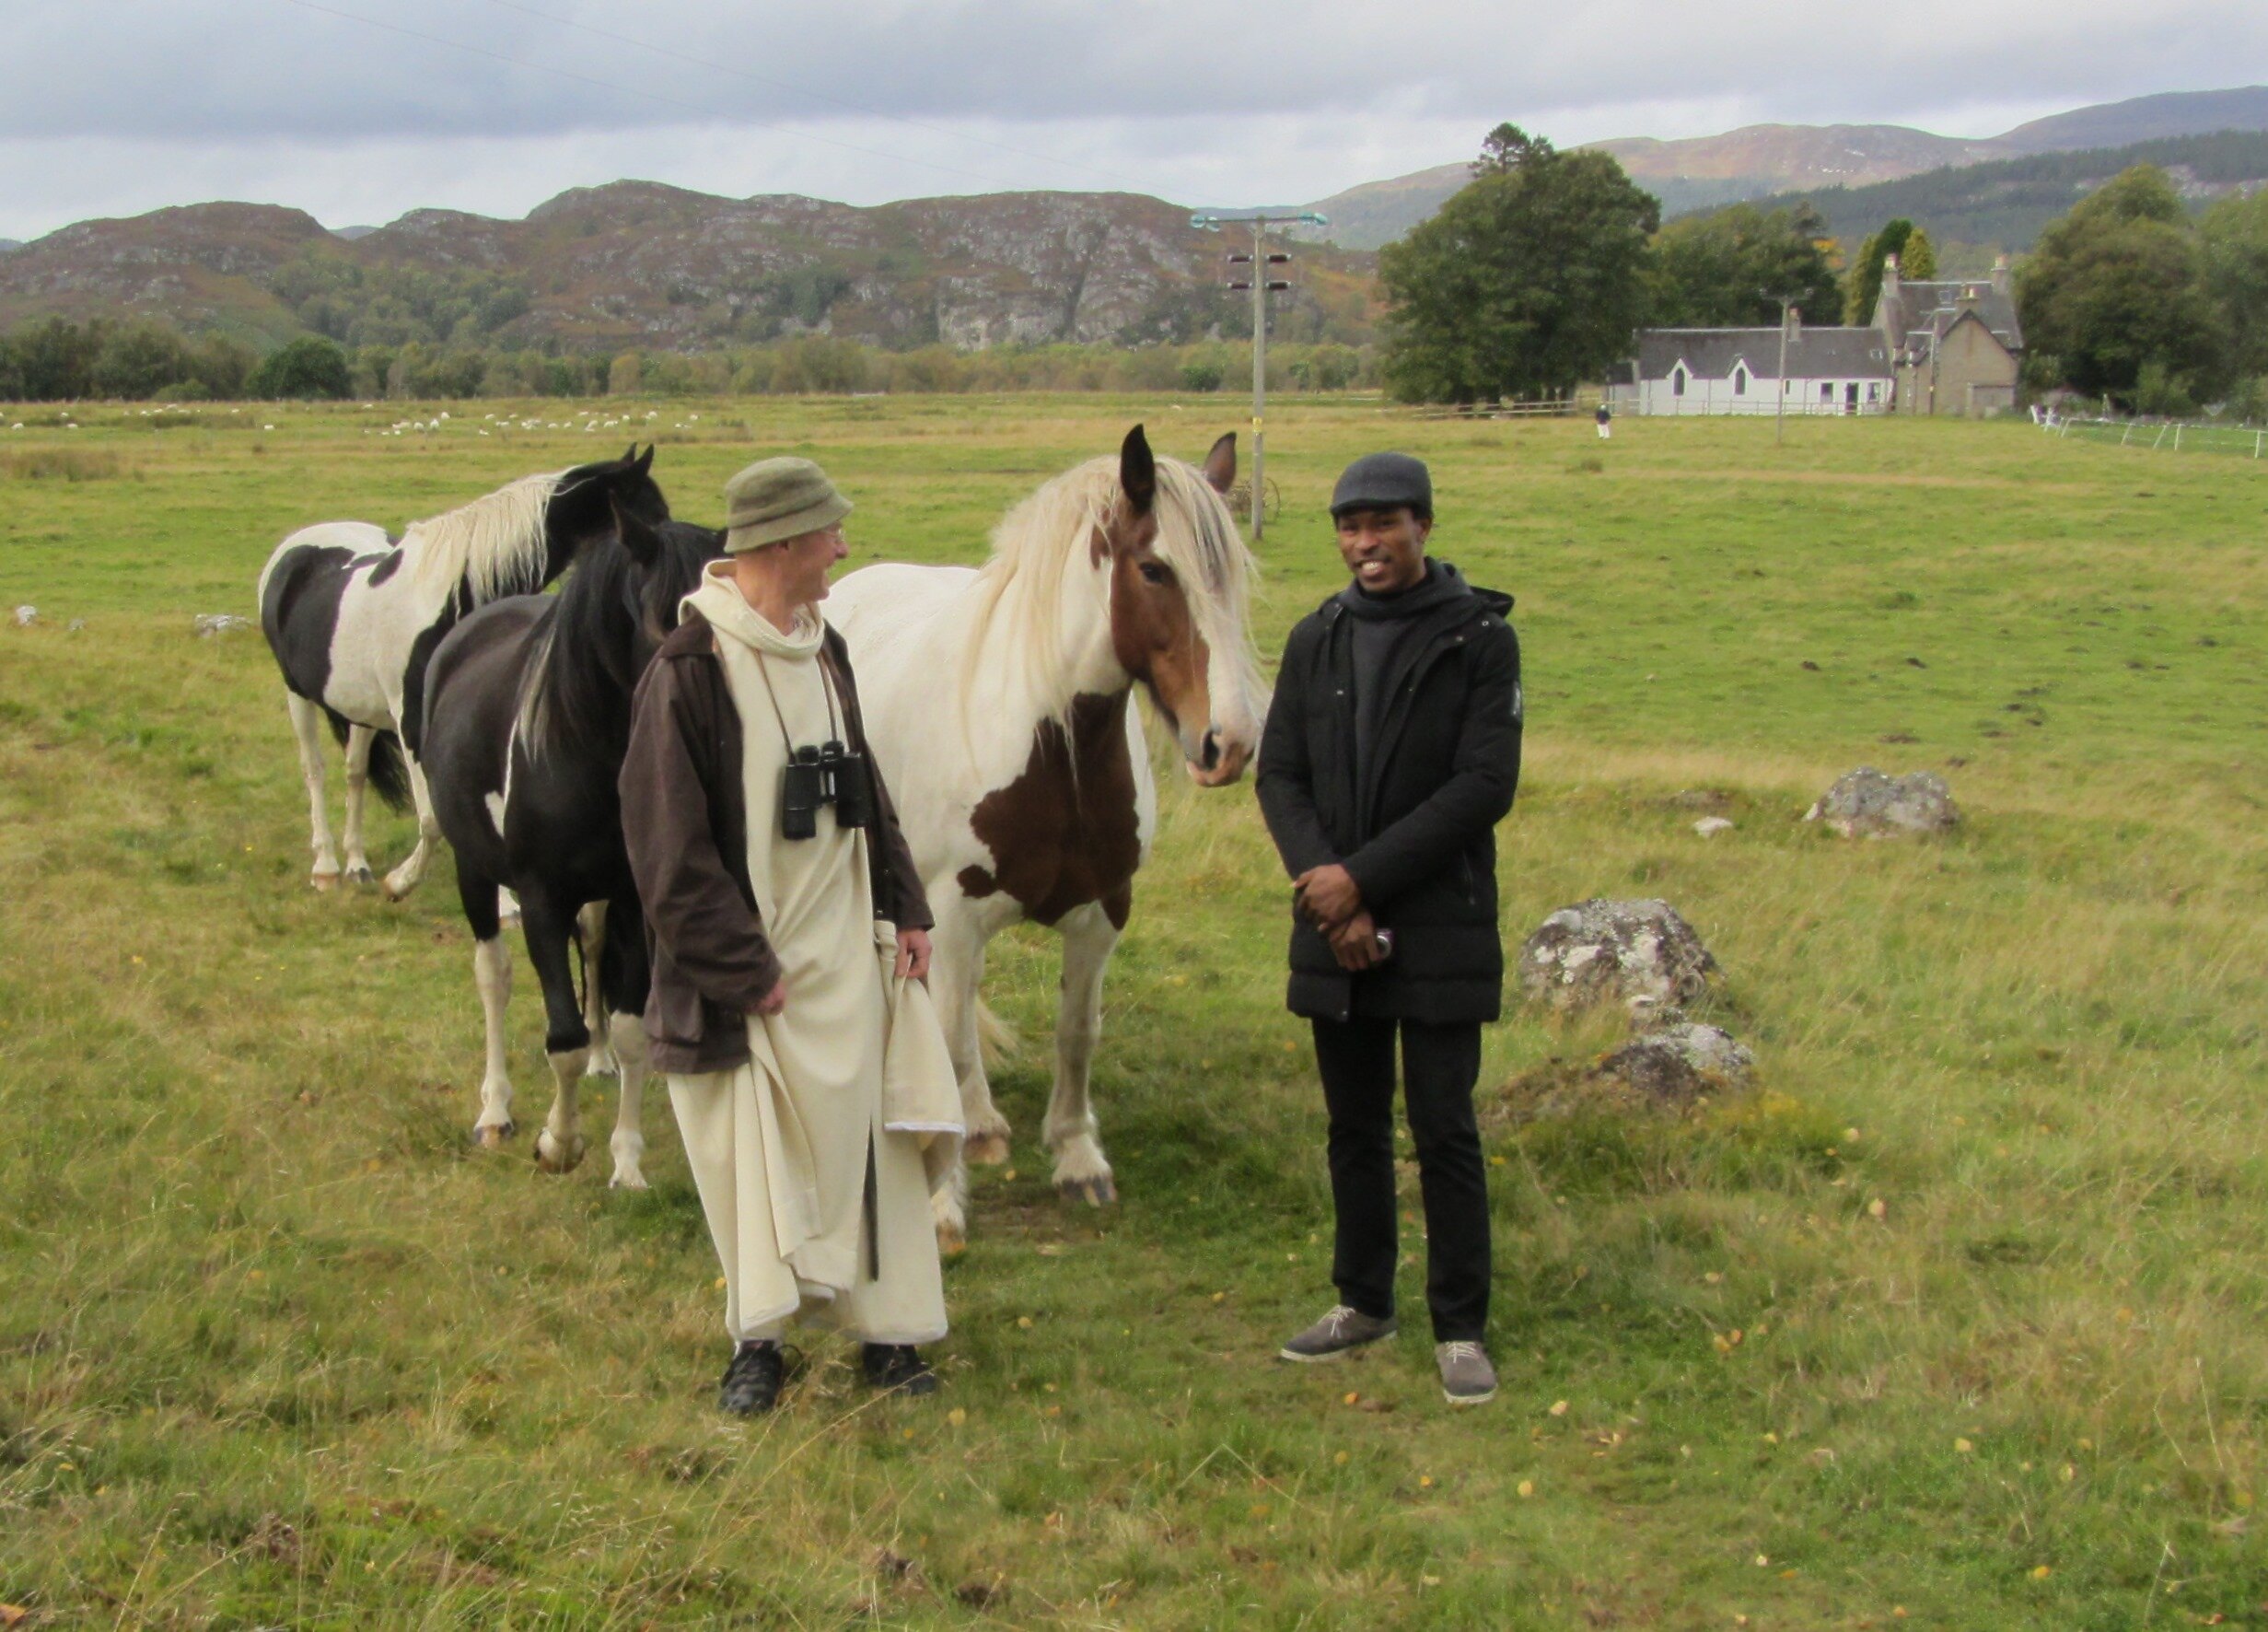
top-left (1256, 560), bottom-right (1521, 1024)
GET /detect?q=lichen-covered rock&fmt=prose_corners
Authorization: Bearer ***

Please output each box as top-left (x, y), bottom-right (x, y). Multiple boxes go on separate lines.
top-left (1804, 766), bottom-right (1959, 838)
top-left (1693, 816), bottom-right (1734, 837)
top-left (1518, 898), bottom-right (1720, 1019)
top-left (1592, 1023), bottom-right (1754, 1107)
top-left (194, 612), bottom-right (253, 637)
top-left (11, 605), bottom-right (34, 627)
top-left (1505, 1022), bottom-right (1755, 1120)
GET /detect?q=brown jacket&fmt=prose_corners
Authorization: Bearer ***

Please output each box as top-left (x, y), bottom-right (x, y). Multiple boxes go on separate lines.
top-left (620, 608), bottom-right (932, 1075)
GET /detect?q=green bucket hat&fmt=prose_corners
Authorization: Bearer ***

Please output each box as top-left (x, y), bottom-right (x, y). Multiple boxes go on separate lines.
top-left (721, 456), bottom-right (853, 552)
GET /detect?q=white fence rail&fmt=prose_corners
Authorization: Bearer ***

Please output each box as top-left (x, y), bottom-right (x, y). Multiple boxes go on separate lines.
top-left (2041, 409), bottom-right (2268, 460)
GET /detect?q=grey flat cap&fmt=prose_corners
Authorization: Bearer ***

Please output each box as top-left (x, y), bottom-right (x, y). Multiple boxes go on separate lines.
top-left (1330, 452), bottom-right (1434, 519)
top-left (722, 456), bottom-right (852, 552)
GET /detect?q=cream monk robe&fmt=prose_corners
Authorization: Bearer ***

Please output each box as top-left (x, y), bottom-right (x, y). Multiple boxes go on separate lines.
top-left (621, 457), bottom-right (959, 1416)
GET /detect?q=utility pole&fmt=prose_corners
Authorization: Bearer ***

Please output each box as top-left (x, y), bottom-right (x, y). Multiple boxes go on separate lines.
top-left (1190, 209), bottom-right (1327, 541)
top-left (1768, 293), bottom-right (1800, 446)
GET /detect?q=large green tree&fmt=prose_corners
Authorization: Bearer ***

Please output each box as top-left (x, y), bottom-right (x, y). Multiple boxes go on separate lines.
top-left (2018, 165), bottom-right (2228, 406)
top-left (1379, 124), bottom-right (1658, 402)
top-left (246, 335), bottom-right (353, 400)
top-left (2200, 187), bottom-right (2268, 381)
top-left (1649, 201), bottom-right (1841, 328)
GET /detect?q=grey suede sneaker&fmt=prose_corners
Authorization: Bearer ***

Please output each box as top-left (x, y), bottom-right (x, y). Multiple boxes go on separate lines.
top-left (1278, 1304), bottom-right (1397, 1362)
top-left (1436, 1340), bottom-right (1496, 1405)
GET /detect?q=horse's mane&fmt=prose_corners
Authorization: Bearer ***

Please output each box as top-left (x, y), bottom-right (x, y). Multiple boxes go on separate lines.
top-left (517, 521), bottom-right (714, 763)
top-left (403, 470), bottom-right (563, 603)
top-left (964, 454), bottom-right (1260, 729)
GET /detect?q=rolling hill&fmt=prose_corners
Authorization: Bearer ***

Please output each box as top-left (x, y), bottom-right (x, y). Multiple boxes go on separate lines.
top-left (1293, 84), bottom-right (2268, 249)
top-left (1716, 129), bottom-right (2268, 253)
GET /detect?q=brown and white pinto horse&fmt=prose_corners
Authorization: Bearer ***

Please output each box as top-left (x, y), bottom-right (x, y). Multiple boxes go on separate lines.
top-left (827, 425), bottom-right (1261, 1249)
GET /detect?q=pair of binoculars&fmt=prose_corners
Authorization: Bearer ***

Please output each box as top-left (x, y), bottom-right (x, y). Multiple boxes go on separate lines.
top-left (779, 740), bottom-right (872, 839)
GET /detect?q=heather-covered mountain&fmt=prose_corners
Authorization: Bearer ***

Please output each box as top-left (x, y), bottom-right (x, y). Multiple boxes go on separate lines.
top-left (0, 182), bottom-right (1378, 354)
top-left (1295, 85), bottom-right (2268, 249)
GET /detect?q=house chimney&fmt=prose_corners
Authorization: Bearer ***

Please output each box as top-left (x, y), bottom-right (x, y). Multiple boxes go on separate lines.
top-left (1881, 253), bottom-right (1901, 296)
top-left (1991, 253), bottom-right (2012, 294)
top-left (1785, 305), bottom-right (1802, 342)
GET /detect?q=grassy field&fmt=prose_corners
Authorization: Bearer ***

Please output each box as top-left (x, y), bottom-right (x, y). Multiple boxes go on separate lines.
top-left (1, 394), bottom-right (2264, 1628)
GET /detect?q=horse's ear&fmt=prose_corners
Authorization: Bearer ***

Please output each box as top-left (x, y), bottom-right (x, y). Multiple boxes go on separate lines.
top-left (1119, 424), bottom-right (1155, 517)
top-left (1202, 431), bottom-right (1236, 496)
top-left (634, 443), bottom-right (655, 474)
top-left (612, 494), bottom-right (662, 567)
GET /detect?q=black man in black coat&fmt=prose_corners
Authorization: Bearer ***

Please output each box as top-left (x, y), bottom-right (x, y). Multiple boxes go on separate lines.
top-left (1255, 452), bottom-right (1522, 1407)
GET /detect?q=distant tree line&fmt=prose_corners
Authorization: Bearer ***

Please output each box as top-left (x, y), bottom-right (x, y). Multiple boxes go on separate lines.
top-left (0, 316), bottom-right (1378, 402)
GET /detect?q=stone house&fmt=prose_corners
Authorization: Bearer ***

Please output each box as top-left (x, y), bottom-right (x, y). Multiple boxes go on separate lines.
top-left (1870, 254), bottom-right (2024, 416)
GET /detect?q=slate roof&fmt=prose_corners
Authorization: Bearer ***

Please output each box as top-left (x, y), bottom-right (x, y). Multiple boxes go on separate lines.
top-left (1634, 326), bottom-right (1894, 381)
top-left (1876, 278), bottom-right (2024, 355)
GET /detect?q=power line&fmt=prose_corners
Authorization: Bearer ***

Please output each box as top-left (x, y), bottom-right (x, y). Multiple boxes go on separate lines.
top-left (275, 0), bottom-right (1028, 194)
top-left (477, 0), bottom-right (1156, 197)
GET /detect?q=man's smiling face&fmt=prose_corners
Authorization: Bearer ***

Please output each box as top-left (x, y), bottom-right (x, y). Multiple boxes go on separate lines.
top-left (1335, 505), bottom-right (1431, 594)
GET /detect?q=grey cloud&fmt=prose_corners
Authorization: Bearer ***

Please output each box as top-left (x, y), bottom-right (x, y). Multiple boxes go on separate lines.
top-left (6, 0), bottom-right (2262, 142)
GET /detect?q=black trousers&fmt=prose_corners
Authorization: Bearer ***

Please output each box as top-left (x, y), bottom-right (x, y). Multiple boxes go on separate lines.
top-left (1311, 1015), bottom-right (1490, 1343)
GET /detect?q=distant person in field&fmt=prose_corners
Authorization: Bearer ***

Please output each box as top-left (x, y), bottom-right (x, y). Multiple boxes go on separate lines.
top-left (1595, 402), bottom-right (1612, 440)
top-left (1255, 452), bottom-right (1523, 1407)
top-left (621, 457), bottom-right (960, 1416)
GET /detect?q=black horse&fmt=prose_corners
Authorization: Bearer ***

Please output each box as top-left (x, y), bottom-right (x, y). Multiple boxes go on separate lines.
top-left (421, 501), bottom-right (720, 1183)
top-left (257, 446), bottom-right (666, 900)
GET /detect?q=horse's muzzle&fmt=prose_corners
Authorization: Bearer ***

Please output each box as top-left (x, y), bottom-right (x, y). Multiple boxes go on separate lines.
top-left (1186, 727), bottom-right (1250, 787)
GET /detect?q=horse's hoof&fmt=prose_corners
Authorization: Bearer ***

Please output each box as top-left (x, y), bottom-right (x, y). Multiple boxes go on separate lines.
top-left (473, 1122), bottom-right (515, 1149)
top-left (310, 870), bottom-right (340, 893)
top-left (343, 865), bottom-right (375, 887)
top-left (608, 1170), bottom-right (649, 1192)
top-left (1058, 1175), bottom-right (1118, 1207)
top-left (583, 1052), bottom-right (620, 1080)
top-left (380, 878), bottom-right (412, 903)
top-left (935, 1222), bottom-right (968, 1257)
top-left (533, 1132), bottom-right (587, 1174)
top-left (964, 1131), bottom-right (1011, 1166)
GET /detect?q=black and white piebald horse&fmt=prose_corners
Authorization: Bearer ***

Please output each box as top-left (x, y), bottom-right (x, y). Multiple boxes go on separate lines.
top-left (256, 447), bottom-right (667, 900)
top-left (420, 502), bottom-right (718, 1185)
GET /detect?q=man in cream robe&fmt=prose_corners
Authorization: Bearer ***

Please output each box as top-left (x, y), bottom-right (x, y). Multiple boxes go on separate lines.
top-left (622, 457), bottom-right (959, 1415)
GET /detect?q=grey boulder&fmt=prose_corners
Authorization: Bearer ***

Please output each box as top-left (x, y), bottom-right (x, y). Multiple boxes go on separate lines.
top-left (1518, 898), bottom-right (1720, 1019)
top-left (1804, 766), bottom-right (1959, 838)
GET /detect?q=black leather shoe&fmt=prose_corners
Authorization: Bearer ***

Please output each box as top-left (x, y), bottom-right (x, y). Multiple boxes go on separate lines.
top-left (861, 1343), bottom-right (938, 1396)
top-left (718, 1340), bottom-right (785, 1416)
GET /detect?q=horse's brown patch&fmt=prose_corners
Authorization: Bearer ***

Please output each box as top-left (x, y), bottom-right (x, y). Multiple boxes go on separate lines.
top-left (958, 691), bottom-right (1141, 929)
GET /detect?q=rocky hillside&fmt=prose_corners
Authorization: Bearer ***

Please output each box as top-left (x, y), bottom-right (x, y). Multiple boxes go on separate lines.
top-left (0, 182), bottom-right (1378, 353)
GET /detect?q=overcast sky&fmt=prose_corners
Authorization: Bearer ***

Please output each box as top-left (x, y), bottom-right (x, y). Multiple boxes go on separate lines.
top-left (4, 0), bottom-right (2262, 240)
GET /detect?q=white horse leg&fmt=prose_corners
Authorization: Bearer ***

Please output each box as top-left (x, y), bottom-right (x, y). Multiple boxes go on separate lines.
top-left (1045, 903), bottom-right (1120, 1207)
top-left (340, 724), bottom-right (377, 886)
top-left (533, 1044), bottom-right (591, 1174)
top-left (381, 752), bottom-right (444, 902)
top-left (936, 919), bottom-right (1009, 1167)
top-left (606, 1011), bottom-right (649, 1189)
top-left (579, 903), bottom-right (617, 1078)
top-left (471, 936), bottom-right (516, 1147)
top-left (285, 693), bottom-right (342, 891)
top-left (925, 913), bottom-right (994, 1253)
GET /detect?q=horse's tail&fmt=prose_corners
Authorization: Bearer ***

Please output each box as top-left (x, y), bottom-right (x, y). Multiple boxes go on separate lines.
top-left (975, 997), bottom-right (1019, 1067)
top-left (323, 707), bottom-right (413, 811)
